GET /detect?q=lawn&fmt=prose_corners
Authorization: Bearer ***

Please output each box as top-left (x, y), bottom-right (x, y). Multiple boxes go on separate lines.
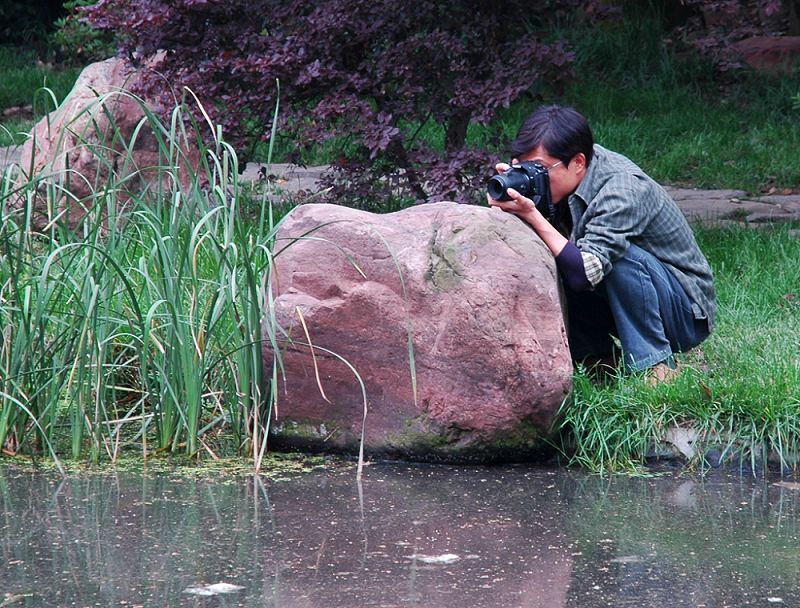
top-left (0, 45), bottom-right (79, 146)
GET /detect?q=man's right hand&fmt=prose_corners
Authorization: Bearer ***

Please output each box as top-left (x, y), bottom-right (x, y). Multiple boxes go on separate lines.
top-left (487, 187), bottom-right (537, 218)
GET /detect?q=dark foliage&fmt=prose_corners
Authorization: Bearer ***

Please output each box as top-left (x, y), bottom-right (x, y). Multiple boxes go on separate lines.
top-left (0, 0), bottom-right (66, 46)
top-left (676, 0), bottom-right (800, 69)
top-left (82, 0), bottom-right (581, 206)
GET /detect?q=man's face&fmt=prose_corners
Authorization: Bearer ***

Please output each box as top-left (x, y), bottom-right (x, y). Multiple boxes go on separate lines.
top-left (516, 145), bottom-right (586, 204)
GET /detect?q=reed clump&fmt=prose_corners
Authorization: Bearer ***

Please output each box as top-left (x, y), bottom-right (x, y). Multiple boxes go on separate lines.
top-left (0, 91), bottom-right (287, 471)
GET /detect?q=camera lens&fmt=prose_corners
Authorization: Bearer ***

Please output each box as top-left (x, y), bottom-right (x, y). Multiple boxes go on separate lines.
top-left (487, 168), bottom-right (530, 201)
top-left (487, 174), bottom-right (510, 201)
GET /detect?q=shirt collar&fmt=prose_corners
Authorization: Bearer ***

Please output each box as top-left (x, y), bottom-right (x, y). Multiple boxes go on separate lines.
top-left (571, 144), bottom-right (602, 206)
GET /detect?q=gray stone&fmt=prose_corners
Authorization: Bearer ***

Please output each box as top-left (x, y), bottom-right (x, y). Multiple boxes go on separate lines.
top-left (240, 162), bottom-right (330, 195)
top-left (666, 186), bottom-right (800, 225)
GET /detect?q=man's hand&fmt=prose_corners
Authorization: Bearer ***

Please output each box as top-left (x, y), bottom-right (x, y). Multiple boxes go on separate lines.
top-left (486, 161), bottom-right (568, 258)
top-left (487, 187), bottom-right (538, 218)
top-left (486, 161), bottom-right (538, 219)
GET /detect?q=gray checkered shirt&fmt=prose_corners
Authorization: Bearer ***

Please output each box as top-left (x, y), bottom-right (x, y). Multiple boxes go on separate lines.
top-left (568, 145), bottom-right (716, 330)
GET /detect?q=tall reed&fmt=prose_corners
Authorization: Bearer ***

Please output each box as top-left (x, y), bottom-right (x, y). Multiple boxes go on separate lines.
top-left (0, 89), bottom-right (284, 467)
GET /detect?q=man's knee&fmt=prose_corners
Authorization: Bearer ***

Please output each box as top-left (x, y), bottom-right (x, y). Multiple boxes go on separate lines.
top-left (604, 245), bottom-right (658, 285)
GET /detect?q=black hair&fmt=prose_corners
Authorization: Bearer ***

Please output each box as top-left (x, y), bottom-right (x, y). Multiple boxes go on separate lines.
top-left (510, 104), bottom-right (594, 167)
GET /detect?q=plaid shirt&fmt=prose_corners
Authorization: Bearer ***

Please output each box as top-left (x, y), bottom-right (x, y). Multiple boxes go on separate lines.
top-left (568, 145), bottom-right (716, 330)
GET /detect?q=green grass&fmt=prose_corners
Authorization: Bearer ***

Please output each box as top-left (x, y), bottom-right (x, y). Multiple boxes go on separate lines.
top-left (559, 225), bottom-right (800, 474)
top-left (567, 81), bottom-right (800, 195)
top-left (0, 46), bottom-right (79, 108)
top-left (540, 11), bottom-right (800, 194)
top-left (0, 118), bottom-right (35, 147)
top-left (0, 45), bottom-right (80, 146)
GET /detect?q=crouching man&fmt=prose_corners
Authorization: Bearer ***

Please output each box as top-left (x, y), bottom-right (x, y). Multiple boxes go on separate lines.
top-left (488, 104), bottom-right (715, 383)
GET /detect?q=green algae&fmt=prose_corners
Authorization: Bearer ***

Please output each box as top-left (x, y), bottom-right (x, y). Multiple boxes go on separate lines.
top-left (384, 414), bottom-right (550, 463)
top-left (0, 451), bottom-right (349, 479)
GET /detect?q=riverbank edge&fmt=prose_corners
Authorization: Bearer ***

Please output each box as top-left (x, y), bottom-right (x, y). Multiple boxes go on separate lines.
top-left (1, 424), bottom-right (795, 477)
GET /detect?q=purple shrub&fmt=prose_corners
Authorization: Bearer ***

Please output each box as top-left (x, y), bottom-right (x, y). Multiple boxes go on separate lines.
top-left (83, 0), bottom-right (578, 206)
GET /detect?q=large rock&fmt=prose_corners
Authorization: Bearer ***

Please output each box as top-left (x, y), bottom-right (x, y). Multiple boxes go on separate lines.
top-left (733, 36), bottom-right (800, 73)
top-left (16, 56), bottom-right (200, 230)
top-left (263, 202), bottom-right (572, 463)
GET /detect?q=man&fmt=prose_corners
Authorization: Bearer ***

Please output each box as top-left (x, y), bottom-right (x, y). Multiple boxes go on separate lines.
top-left (488, 104), bottom-right (715, 382)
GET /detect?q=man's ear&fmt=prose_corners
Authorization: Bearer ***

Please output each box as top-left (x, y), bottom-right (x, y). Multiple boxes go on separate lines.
top-left (572, 152), bottom-right (587, 173)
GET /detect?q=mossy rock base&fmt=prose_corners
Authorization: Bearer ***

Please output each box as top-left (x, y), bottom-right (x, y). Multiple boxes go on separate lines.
top-left (269, 418), bottom-right (557, 465)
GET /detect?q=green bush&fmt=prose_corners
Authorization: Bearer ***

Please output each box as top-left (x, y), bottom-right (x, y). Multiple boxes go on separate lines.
top-left (52, 1), bottom-right (116, 65)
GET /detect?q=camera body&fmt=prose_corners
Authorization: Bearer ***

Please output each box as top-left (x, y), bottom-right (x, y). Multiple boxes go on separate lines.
top-left (487, 161), bottom-right (554, 221)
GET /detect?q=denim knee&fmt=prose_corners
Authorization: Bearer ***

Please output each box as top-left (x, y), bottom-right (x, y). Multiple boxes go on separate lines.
top-left (603, 245), bottom-right (705, 371)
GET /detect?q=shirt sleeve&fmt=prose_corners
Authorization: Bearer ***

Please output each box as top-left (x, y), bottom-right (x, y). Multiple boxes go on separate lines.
top-left (555, 241), bottom-right (601, 291)
top-left (582, 251), bottom-right (604, 287)
top-left (575, 174), bottom-right (660, 275)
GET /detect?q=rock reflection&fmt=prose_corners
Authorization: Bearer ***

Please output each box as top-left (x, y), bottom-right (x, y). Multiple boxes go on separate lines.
top-left (264, 466), bottom-right (573, 608)
top-left (0, 465), bottom-right (798, 607)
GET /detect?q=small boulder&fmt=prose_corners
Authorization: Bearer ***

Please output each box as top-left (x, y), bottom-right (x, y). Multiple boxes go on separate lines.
top-left (16, 56), bottom-right (200, 230)
top-left (733, 36), bottom-right (800, 73)
top-left (263, 202), bottom-right (572, 463)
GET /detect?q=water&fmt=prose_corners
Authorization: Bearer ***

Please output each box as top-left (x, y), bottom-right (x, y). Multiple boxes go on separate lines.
top-left (1, 462), bottom-right (798, 607)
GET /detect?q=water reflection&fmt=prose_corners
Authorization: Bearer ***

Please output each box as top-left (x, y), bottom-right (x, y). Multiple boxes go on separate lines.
top-left (0, 464), bottom-right (798, 607)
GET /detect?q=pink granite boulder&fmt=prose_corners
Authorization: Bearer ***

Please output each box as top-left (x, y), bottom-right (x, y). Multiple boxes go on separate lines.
top-left (733, 36), bottom-right (800, 74)
top-left (263, 202), bottom-right (572, 462)
top-left (16, 56), bottom-right (200, 230)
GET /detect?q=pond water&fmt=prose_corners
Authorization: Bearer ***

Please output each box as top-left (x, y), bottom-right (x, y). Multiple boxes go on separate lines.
top-left (1, 462), bottom-right (798, 608)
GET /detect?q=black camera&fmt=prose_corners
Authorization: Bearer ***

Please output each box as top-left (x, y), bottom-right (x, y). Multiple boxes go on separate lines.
top-left (487, 161), bottom-right (554, 221)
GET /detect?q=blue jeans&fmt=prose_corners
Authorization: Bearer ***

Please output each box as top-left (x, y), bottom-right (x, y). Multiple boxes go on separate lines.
top-left (565, 245), bottom-right (710, 372)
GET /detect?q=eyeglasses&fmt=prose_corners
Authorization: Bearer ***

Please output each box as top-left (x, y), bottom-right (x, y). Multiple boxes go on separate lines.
top-left (511, 158), bottom-right (565, 171)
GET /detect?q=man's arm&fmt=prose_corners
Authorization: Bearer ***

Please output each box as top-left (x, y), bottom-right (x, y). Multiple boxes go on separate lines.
top-left (487, 186), bottom-right (568, 257)
top-left (488, 186), bottom-right (595, 291)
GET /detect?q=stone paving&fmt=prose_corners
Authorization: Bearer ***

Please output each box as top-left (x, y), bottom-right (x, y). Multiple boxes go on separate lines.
top-left (0, 144), bottom-right (21, 171)
top-left (237, 162), bottom-right (800, 227)
top-left (664, 186), bottom-right (800, 226)
top-left (3, 144), bottom-right (799, 226)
